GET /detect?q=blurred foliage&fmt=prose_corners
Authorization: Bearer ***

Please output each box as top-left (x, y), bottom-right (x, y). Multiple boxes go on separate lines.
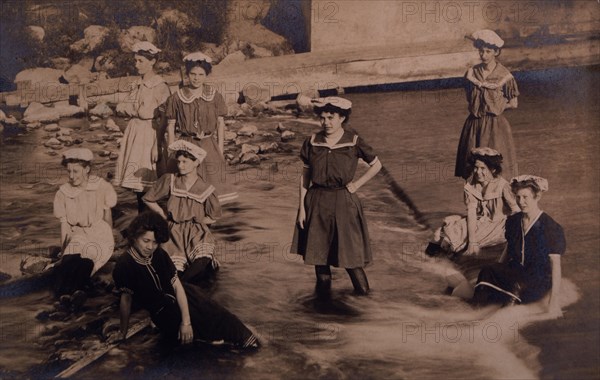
top-left (0, 0), bottom-right (229, 85)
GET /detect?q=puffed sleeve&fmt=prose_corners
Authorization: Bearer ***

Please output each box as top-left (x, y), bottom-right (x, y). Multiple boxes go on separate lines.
top-left (356, 135), bottom-right (379, 166)
top-left (204, 191), bottom-right (223, 220)
top-left (53, 190), bottom-right (67, 222)
top-left (165, 92), bottom-right (178, 121)
top-left (143, 174), bottom-right (171, 203)
top-left (299, 137), bottom-right (311, 168)
top-left (155, 82), bottom-right (171, 114)
top-left (463, 188), bottom-right (478, 208)
top-left (543, 216), bottom-right (566, 256)
top-left (100, 179), bottom-right (117, 209)
top-left (502, 76), bottom-right (519, 100)
top-left (113, 257), bottom-right (134, 295)
top-left (502, 182), bottom-right (519, 214)
top-left (214, 91), bottom-right (227, 117)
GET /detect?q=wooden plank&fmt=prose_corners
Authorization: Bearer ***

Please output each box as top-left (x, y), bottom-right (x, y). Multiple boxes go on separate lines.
top-left (54, 318), bottom-right (151, 379)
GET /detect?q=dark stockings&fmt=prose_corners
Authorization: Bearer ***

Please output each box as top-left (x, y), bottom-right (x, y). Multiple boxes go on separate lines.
top-left (314, 265), bottom-right (370, 295)
top-left (53, 254), bottom-right (93, 297)
top-left (136, 192), bottom-right (146, 213)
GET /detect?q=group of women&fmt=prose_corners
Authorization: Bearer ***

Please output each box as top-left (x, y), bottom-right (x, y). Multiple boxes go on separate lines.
top-left (51, 41), bottom-right (256, 348)
top-left (49, 28), bottom-right (566, 352)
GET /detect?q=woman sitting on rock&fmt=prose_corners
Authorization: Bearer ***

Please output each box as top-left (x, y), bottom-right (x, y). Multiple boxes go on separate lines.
top-left (428, 147), bottom-right (519, 257)
top-left (53, 148), bottom-right (117, 309)
top-left (113, 211), bottom-right (258, 348)
top-left (143, 140), bottom-right (221, 285)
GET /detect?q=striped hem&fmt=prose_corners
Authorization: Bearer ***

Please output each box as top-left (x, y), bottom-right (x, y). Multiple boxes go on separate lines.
top-left (218, 192), bottom-right (239, 203)
top-left (242, 334), bottom-right (259, 348)
top-left (170, 256), bottom-right (188, 272)
top-left (189, 243), bottom-right (216, 262)
top-left (474, 281), bottom-right (522, 303)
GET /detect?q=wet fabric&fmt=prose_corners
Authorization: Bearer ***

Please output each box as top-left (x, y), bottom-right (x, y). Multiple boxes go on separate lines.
top-left (474, 212), bottom-right (566, 303)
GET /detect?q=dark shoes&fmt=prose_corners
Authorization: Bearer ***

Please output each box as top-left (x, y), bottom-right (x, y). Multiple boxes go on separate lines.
top-left (425, 242), bottom-right (443, 257)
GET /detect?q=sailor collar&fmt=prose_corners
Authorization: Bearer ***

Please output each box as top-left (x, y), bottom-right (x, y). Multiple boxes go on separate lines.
top-left (464, 176), bottom-right (507, 201)
top-left (310, 130), bottom-right (358, 150)
top-left (134, 74), bottom-right (166, 89)
top-left (169, 174), bottom-right (215, 203)
top-left (473, 62), bottom-right (512, 84)
top-left (58, 176), bottom-right (102, 198)
top-left (176, 84), bottom-right (216, 103)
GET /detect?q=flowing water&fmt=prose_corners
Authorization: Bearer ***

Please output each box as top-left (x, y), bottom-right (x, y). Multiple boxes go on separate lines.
top-left (0, 66), bottom-right (597, 379)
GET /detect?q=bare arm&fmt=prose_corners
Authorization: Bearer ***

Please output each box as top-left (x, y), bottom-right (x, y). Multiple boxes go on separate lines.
top-left (297, 167), bottom-right (311, 229)
top-left (464, 202), bottom-right (480, 256)
top-left (103, 209), bottom-right (113, 227)
top-left (347, 159), bottom-right (382, 193)
top-left (167, 119), bottom-right (176, 146)
top-left (548, 254), bottom-right (562, 317)
top-left (217, 116), bottom-right (225, 156)
top-left (173, 278), bottom-right (193, 344)
top-left (143, 200), bottom-right (167, 220)
top-left (119, 293), bottom-right (132, 340)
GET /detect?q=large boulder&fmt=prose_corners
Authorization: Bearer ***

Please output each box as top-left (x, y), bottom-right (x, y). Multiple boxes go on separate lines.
top-left (14, 68), bottom-right (63, 87)
top-left (224, 21), bottom-right (293, 56)
top-left (53, 102), bottom-right (85, 118)
top-left (219, 50), bottom-right (246, 67)
top-left (89, 103), bottom-right (114, 118)
top-left (50, 57), bottom-right (71, 71)
top-left (62, 64), bottom-right (97, 84)
top-left (119, 26), bottom-right (157, 52)
top-left (23, 102), bottom-right (60, 123)
top-left (200, 43), bottom-right (227, 63)
top-left (70, 25), bottom-right (110, 54)
top-left (27, 26), bottom-right (45, 41)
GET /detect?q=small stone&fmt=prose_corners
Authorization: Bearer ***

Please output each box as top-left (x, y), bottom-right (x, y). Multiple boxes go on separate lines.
top-left (259, 142), bottom-right (279, 154)
top-left (42, 325), bottom-right (60, 336)
top-left (105, 118), bottom-right (120, 132)
top-left (44, 138), bottom-right (62, 147)
top-left (46, 150), bottom-right (58, 156)
top-left (234, 137), bottom-right (251, 146)
top-left (276, 122), bottom-right (289, 133)
top-left (26, 122), bottom-right (42, 129)
top-left (237, 124), bottom-right (258, 137)
top-left (56, 128), bottom-right (71, 136)
top-left (73, 138), bottom-right (84, 145)
top-left (36, 310), bottom-right (51, 321)
top-left (224, 130), bottom-right (237, 142)
top-left (57, 135), bottom-right (73, 144)
top-left (89, 102), bottom-right (113, 118)
top-left (224, 153), bottom-right (234, 161)
top-left (90, 115), bottom-right (100, 122)
top-left (98, 150), bottom-right (111, 157)
top-left (280, 130), bottom-right (296, 142)
top-left (109, 152), bottom-right (119, 160)
top-left (49, 311), bottom-right (69, 321)
top-left (261, 132), bottom-right (276, 138)
top-left (3, 116), bottom-right (19, 125)
top-left (240, 152), bottom-right (261, 165)
top-left (241, 143), bottom-right (260, 155)
top-left (224, 119), bottom-right (237, 126)
top-left (110, 131), bottom-right (124, 138)
top-left (89, 122), bottom-right (102, 130)
top-left (43, 124), bottom-right (60, 132)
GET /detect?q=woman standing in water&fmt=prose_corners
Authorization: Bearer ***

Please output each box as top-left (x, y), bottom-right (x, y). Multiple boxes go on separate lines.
top-left (165, 52), bottom-right (238, 204)
top-left (113, 211), bottom-right (258, 348)
top-left (291, 97), bottom-right (382, 295)
top-left (455, 29), bottom-right (519, 180)
top-left (472, 175), bottom-right (565, 317)
top-left (53, 148), bottom-right (116, 308)
top-left (113, 41), bottom-right (171, 212)
top-left (143, 140), bottom-right (221, 285)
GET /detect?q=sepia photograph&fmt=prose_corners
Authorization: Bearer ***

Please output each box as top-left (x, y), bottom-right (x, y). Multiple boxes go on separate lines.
top-left (0, 0), bottom-right (598, 378)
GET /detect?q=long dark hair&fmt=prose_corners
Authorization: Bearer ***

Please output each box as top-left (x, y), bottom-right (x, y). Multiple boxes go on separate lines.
top-left (125, 211), bottom-right (170, 246)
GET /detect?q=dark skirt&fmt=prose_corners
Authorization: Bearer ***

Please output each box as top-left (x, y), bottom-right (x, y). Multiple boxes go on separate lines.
top-left (291, 187), bottom-right (372, 268)
top-left (473, 260), bottom-right (551, 305)
top-left (455, 114), bottom-right (518, 180)
top-left (151, 282), bottom-right (257, 348)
